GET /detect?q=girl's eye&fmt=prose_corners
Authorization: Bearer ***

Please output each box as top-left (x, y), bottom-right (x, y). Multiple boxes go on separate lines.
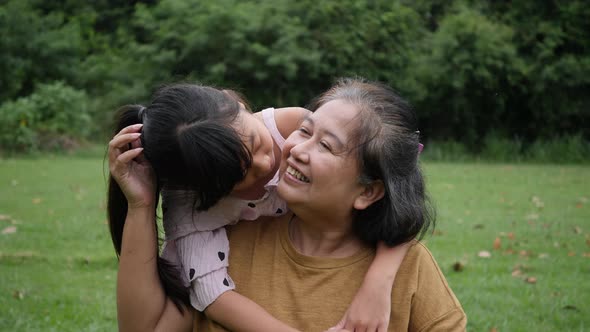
top-left (320, 141), bottom-right (332, 151)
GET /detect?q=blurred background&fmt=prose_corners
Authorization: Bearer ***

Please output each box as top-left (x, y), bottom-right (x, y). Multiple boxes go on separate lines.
top-left (0, 0), bottom-right (588, 161)
top-left (1, 1), bottom-right (589, 331)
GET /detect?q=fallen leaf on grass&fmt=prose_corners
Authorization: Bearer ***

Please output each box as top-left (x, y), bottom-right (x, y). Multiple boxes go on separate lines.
top-left (489, 328), bottom-right (498, 332)
top-left (582, 253), bottom-right (590, 258)
top-left (512, 269), bottom-right (522, 277)
top-left (538, 253), bottom-right (549, 259)
top-left (0, 214), bottom-right (11, 221)
top-left (12, 290), bottom-right (24, 300)
top-left (32, 198), bottom-right (42, 204)
top-left (573, 226), bottom-right (582, 234)
top-left (507, 232), bottom-right (515, 239)
top-left (563, 305), bottom-right (580, 312)
top-left (568, 252), bottom-right (576, 257)
top-left (1, 226), bottom-right (16, 235)
top-left (525, 276), bottom-right (537, 284)
top-left (493, 237), bottom-right (501, 250)
top-left (478, 251), bottom-right (491, 258)
top-left (525, 213), bottom-right (539, 220)
top-left (452, 261), bottom-right (465, 272)
top-left (531, 196), bottom-right (544, 209)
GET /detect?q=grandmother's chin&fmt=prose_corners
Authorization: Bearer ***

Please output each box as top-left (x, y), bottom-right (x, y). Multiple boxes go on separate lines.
top-left (276, 178), bottom-right (296, 206)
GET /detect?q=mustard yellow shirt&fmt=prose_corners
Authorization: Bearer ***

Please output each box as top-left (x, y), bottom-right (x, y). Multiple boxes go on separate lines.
top-left (194, 214), bottom-right (466, 331)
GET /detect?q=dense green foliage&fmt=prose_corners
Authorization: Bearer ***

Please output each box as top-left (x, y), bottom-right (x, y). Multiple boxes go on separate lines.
top-left (0, 0), bottom-right (588, 155)
top-left (0, 82), bottom-right (91, 152)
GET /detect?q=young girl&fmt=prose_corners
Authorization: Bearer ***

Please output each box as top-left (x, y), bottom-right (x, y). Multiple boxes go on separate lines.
top-left (108, 83), bottom-right (409, 331)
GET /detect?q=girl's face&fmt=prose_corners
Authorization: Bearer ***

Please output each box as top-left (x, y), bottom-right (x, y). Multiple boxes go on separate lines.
top-left (231, 108), bottom-right (276, 192)
top-left (277, 99), bottom-right (368, 219)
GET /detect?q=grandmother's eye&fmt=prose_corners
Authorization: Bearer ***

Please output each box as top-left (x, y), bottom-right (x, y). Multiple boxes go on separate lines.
top-left (298, 127), bottom-right (310, 135)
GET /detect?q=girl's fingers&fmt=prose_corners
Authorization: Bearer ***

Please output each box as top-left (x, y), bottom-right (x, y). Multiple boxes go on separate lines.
top-left (117, 148), bottom-right (144, 165)
top-left (108, 133), bottom-right (142, 162)
top-left (110, 133), bottom-right (142, 150)
top-left (116, 123), bottom-right (143, 136)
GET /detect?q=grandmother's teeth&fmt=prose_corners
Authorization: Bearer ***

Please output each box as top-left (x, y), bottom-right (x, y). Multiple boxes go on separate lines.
top-left (287, 166), bottom-right (308, 182)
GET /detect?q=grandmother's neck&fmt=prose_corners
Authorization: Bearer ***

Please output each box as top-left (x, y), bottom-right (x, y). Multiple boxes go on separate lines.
top-left (289, 214), bottom-right (366, 258)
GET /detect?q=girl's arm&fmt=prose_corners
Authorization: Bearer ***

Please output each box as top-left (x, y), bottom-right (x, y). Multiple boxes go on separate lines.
top-left (331, 241), bottom-right (411, 332)
top-left (205, 291), bottom-right (299, 332)
top-left (109, 125), bottom-right (192, 332)
top-left (273, 107), bottom-right (311, 138)
top-left (117, 205), bottom-right (190, 332)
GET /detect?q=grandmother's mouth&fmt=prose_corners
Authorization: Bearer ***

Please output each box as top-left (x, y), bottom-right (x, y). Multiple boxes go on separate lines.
top-left (286, 165), bottom-right (310, 183)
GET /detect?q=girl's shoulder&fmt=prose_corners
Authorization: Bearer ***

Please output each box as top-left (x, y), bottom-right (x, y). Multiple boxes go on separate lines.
top-left (272, 107), bottom-right (311, 139)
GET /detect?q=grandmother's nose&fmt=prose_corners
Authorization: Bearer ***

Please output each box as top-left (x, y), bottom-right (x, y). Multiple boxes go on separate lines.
top-left (289, 139), bottom-right (310, 163)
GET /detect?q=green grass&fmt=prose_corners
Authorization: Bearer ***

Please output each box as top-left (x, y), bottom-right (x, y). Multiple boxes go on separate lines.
top-left (0, 158), bottom-right (588, 331)
top-left (0, 157), bottom-right (117, 331)
top-left (424, 163), bottom-right (589, 331)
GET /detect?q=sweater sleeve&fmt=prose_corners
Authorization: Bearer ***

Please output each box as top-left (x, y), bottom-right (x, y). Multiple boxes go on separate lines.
top-left (418, 307), bottom-right (467, 332)
top-left (395, 242), bottom-right (467, 332)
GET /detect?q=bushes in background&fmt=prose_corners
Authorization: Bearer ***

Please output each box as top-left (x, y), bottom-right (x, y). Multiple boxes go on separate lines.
top-left (0, 82), bottom-right (91, 152)
top-left (0, 0), bottom-right (588, 160)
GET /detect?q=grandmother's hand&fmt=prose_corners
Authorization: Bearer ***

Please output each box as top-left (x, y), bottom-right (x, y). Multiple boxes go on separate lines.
top-left (108, 124), bottom-right (156, 208)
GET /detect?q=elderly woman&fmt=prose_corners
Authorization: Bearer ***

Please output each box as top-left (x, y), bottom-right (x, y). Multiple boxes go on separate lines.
top-left (110, 78), bottom-right (466, 331)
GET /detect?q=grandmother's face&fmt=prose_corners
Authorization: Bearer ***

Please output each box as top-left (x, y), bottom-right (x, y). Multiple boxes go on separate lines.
top-left (277, 99), bottom-right (368, 217)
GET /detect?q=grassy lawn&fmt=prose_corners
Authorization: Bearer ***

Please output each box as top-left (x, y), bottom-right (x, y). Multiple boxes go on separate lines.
top-left (0, 157), bottom-right (588, 331)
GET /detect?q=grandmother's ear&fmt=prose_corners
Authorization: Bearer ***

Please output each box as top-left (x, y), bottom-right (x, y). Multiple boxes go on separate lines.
top-left (353, 180), bottom-right (385, 210)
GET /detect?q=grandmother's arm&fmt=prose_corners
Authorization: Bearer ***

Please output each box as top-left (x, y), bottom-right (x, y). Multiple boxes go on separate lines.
top-left (273, 107), bottom-right (311, 138)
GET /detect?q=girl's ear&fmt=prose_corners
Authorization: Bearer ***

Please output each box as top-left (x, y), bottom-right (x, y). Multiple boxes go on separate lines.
top-left (353, 180), bottom-right (385, 210)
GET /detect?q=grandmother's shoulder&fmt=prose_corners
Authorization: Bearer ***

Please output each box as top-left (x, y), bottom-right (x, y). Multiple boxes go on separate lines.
top-left (403, 240), bottom-right (449, 277)
top-left (407, 241), bottom-right (437, 260)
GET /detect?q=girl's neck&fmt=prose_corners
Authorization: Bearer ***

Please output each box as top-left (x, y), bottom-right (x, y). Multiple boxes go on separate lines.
top-left (288, 214), bottom-right (365, 258)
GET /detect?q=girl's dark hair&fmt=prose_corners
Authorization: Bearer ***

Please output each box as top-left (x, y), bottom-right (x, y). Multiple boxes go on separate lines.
top-left (310, 77), bottom-right (435, 247)
top-left (107, 83), bottom-right (252, 311)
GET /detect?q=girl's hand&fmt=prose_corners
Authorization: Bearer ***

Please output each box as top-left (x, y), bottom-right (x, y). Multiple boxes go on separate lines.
top-left (108, 124), bottom-right (156, 208)
top-left (330, 276), bottom-right (391, 332)
top-left (330, 241), bottom-right (412, 332)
